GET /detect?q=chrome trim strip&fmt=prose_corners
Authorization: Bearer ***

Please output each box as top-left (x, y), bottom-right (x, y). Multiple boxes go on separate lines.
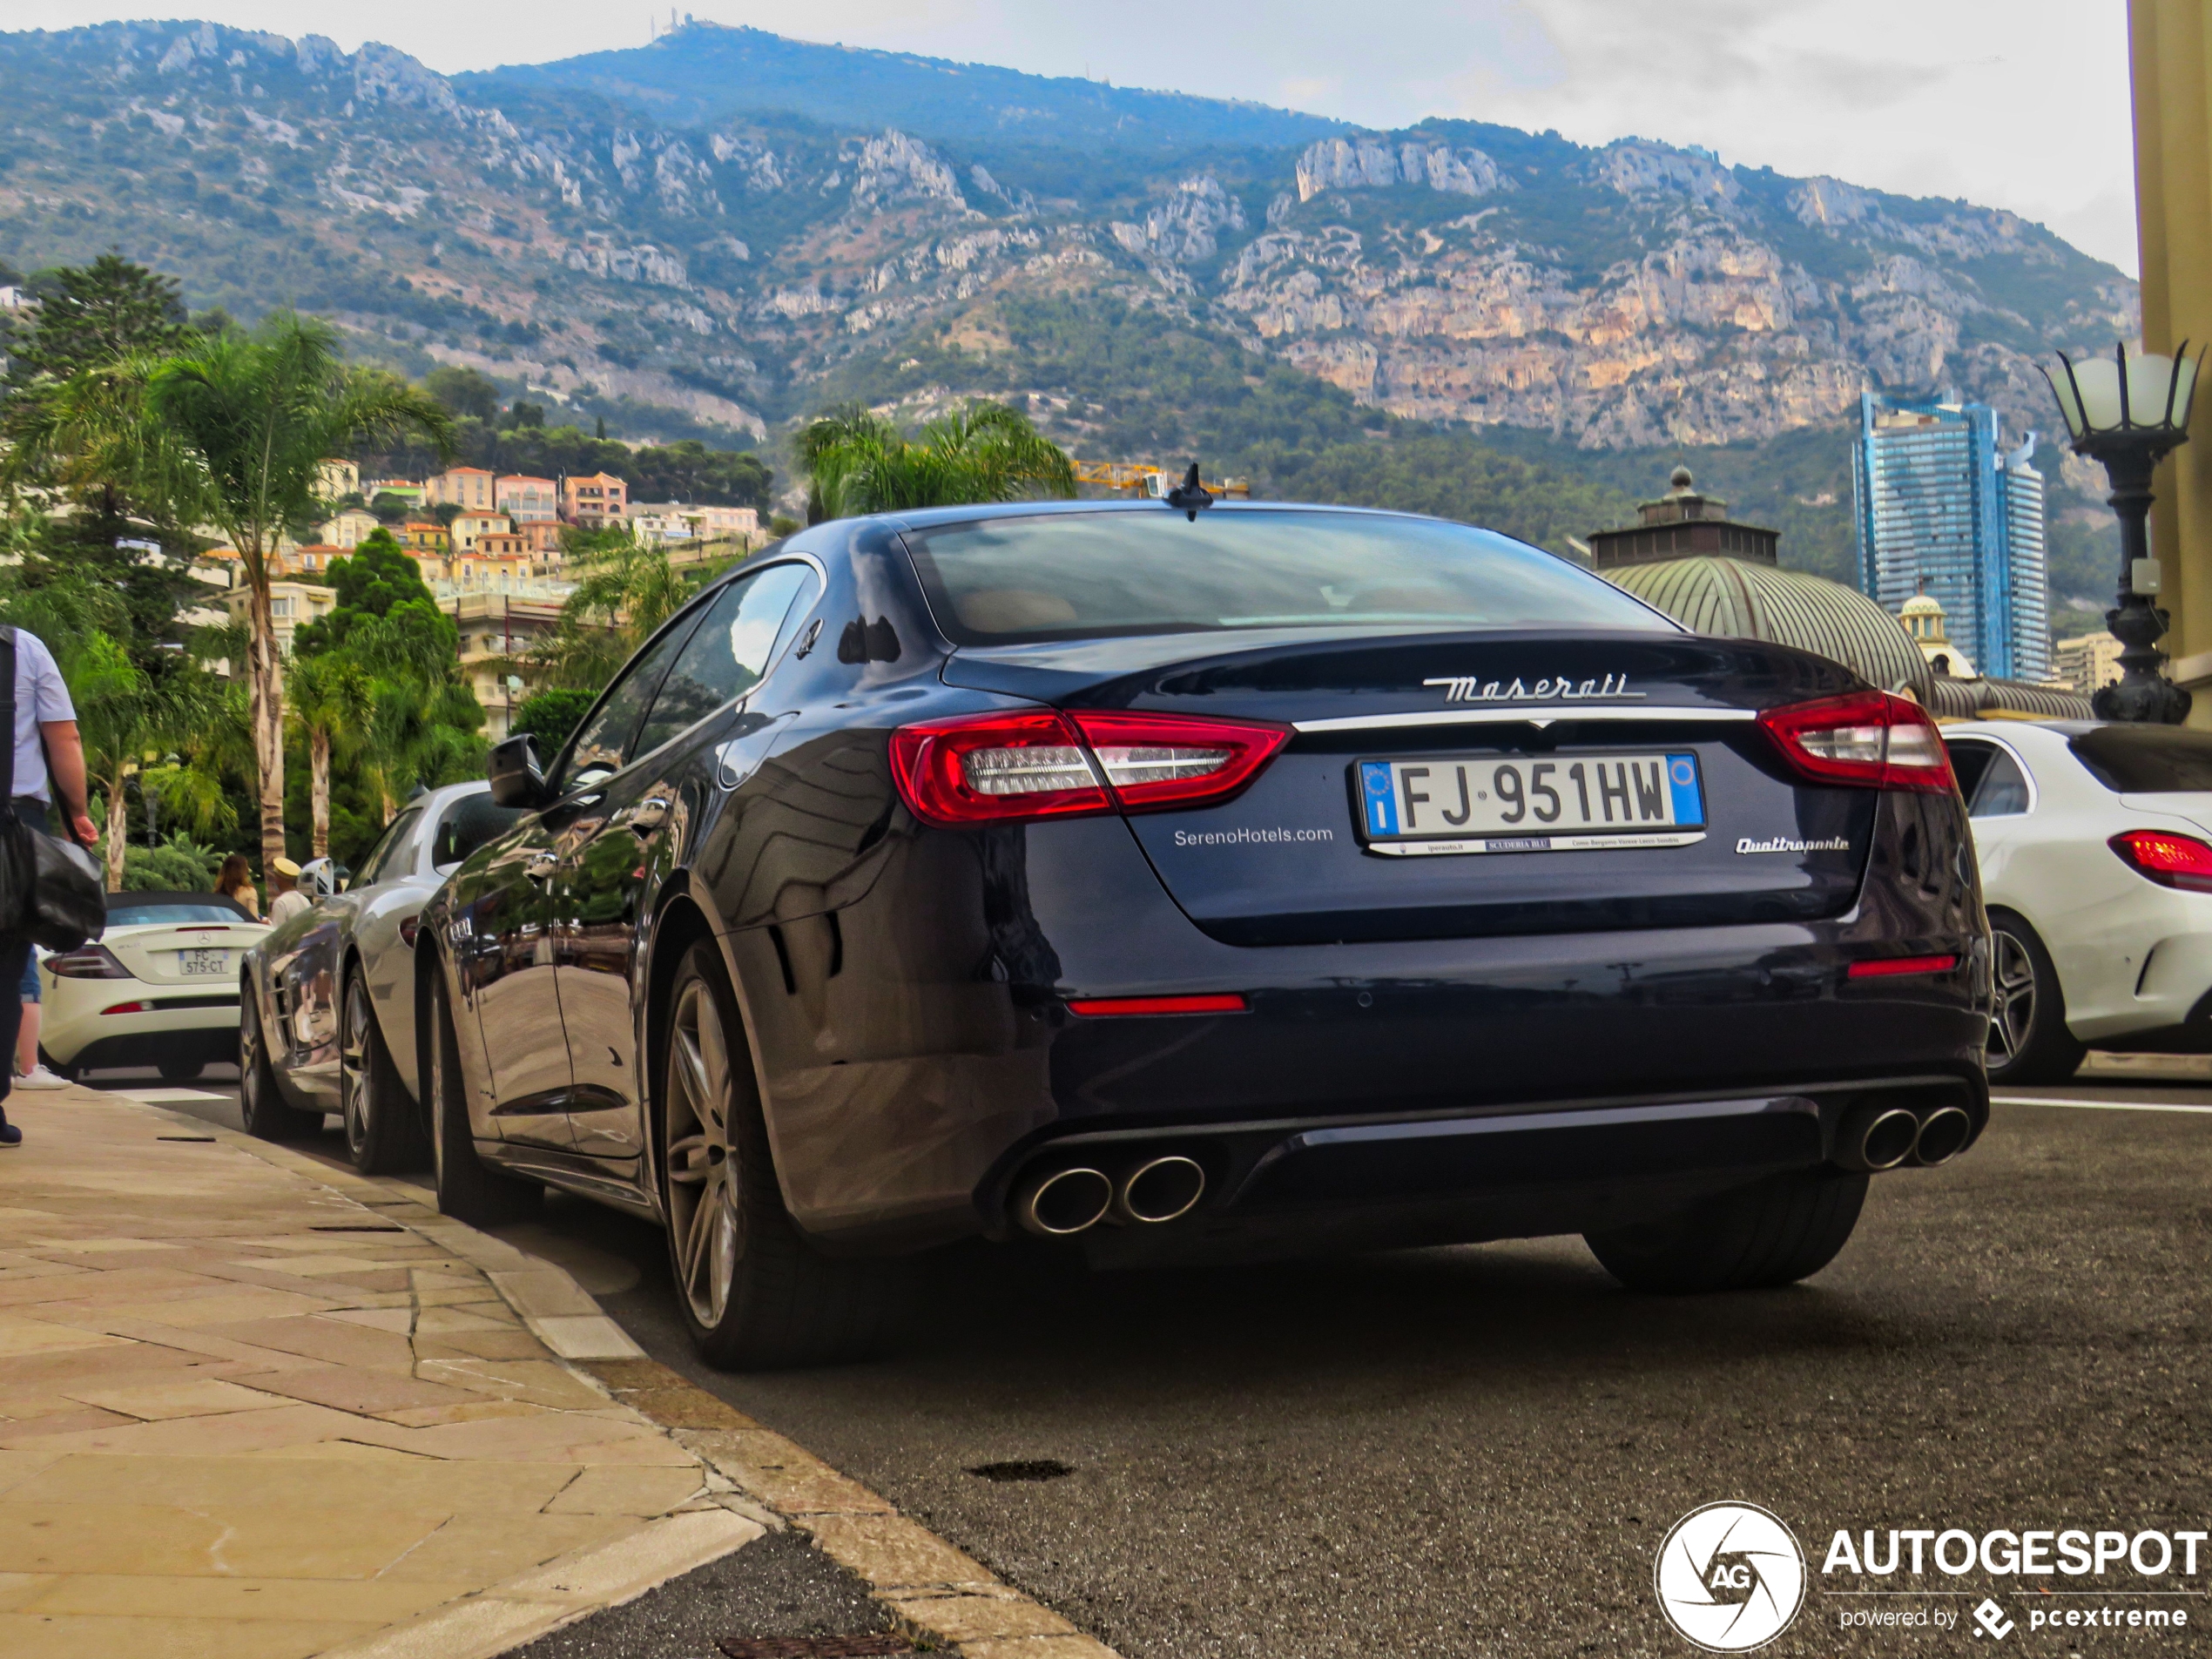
top-left (1292, 706), bottom-right (1759, 733)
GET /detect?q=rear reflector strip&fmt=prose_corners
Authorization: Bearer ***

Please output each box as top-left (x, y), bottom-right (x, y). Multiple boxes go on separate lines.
top-left (1067, 994), bottom-right (1248, 1017)
top-left (1847, 955), bottom-right (1959, 979)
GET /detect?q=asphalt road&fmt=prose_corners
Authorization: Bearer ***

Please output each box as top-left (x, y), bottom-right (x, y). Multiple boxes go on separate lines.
top-left (92, 1063), bottom-right (2212, 1656)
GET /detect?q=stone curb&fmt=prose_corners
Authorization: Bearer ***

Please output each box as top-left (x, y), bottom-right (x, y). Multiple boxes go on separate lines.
top-left (589, 1360), bottom-right (1126, 1659)
top-left (179, 1103), bottom-right (1123, 1657)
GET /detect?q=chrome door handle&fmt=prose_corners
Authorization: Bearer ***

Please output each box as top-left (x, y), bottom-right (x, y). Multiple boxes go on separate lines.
top-left (625, 797), bottom-right (671, 835)
top-left (524, 853), bottom-right (560, 881)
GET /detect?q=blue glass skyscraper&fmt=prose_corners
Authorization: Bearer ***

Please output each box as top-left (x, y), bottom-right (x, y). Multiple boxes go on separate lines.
top-left (1851, 392), bottom-right (2052, 681)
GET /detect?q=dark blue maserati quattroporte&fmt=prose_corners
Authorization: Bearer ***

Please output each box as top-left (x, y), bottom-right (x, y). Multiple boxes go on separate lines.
top-left (413, 500), bottom-right (1990, 1367)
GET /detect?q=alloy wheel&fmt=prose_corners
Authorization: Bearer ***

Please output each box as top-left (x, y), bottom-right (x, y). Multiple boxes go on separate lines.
top-left (341, 975), bottom-right (373, 1160)
top-left (664, 975), bottom-right (738, 1328)
top-left (1988, 927), bottom-right (2036, 1065)
top-left (240, 992), bottom-right (264, 1111)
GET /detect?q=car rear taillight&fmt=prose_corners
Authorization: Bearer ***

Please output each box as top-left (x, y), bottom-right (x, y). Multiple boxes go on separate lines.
top-left (45, 945), bottom-right (130, 979)
top-left (1068, 994), bottom-right (1249, 1016)
top-left (2110, 829), bottom-right (2212, 893)
top-left (890, 709), bottom-right (1291, 826)
top-left (1757, 691), bottom-right (1954, 793)
top-left (1065, 711), bottom-right (1289, 813)
top-left (1847, 954), bottom-right (1960, 979)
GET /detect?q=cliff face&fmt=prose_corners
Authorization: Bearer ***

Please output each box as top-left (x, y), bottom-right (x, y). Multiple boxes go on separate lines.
top-left (0, 21), bottom-right (2137, 469)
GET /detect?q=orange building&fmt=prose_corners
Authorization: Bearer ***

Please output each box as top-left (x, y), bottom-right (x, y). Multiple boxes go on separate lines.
top-left (426, 467), bottom-right (496, 511)
top-left (563, 472), bottom-right (628, 527)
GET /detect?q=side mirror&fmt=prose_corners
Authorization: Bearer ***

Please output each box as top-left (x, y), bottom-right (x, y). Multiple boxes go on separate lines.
top-left (488, 733), bottom-right (549, 809)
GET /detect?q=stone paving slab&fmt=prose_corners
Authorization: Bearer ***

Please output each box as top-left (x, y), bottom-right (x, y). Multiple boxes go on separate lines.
top-left (0, 1087), bottom-right (761, 1659)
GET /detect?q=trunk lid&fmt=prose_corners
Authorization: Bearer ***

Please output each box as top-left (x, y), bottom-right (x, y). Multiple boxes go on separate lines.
top-left (946, 630), bottom-right (1878, 945)
top-left (102, 921), bottom-right (263, 986)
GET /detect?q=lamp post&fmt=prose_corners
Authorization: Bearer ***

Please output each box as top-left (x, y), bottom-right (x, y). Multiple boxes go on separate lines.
top-left (2042, 340), bottom-right (2205, 723)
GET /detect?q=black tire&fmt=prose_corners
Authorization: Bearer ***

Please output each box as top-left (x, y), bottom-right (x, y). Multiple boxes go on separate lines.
top-left (158, 1059), bottom-right (204, 1082)
top-left (1985, 908), bottom-right (2085, 1087)
top-left (1584, 1168), bottom-right (1869, 1293)
top-left (341, 968), bottom-right (430, 1174)
top-left (426, 962), bottom-right (540, 1224)
top-left (239, 978), bottom-right (321, 1141)
top-left (659, 940), bottom-right (903, 1370)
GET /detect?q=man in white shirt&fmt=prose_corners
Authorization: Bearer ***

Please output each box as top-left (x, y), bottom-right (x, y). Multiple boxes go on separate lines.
top-left (266, 857), bottom-right (309, 927)
top-left (0, 625), bottom-right (98, 1149)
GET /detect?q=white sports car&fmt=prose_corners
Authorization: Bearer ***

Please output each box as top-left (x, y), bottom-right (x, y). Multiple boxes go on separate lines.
top-left (40, 891), bottom-right (271, 1081)
top-left (1946, 718), bottom-right (2212, 1083)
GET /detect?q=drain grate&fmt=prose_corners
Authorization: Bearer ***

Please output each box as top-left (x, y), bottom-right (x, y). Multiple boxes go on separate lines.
top-left (715, 1639), bottom-right (914, 1657)
top-left (156, 1135), bottom-right (216, 1143)
top-left (967, 1459), bottom-right (1074, 1483)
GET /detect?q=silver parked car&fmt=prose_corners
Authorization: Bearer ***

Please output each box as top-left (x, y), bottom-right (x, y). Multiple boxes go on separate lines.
top-left (239, 781), bottom-right (521, 1170)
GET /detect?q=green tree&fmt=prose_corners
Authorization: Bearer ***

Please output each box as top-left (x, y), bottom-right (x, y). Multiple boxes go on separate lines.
top-left (798, 401), bottom-right (1074, 522)
top-left (521, 530), bottom-right (688, 691)
top-left (2, 255), bottom-right (190, 389)
top-left (422, 364), bottom-right (499, 422)
top-left (286, 649), bottom-right (374, 860)
top-left (292, 529), bottom-right (435, 654)
top-left (16, 315), bottom-right (454, 871)
top-left (64, 630), bottom-right (217, 888)
top-left (509, 686), bottom-right (597, 752)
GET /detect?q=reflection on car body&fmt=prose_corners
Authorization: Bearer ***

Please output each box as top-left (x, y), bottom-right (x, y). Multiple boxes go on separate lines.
top-left (412, 503), bottom-right (1993, 1371)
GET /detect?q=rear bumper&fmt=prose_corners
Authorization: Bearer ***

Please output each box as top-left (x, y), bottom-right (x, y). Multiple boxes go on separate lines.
top-left (41, 994), bottom-right (240, 1068)
top-left (995, 1075), bottom-right (1986, 1264)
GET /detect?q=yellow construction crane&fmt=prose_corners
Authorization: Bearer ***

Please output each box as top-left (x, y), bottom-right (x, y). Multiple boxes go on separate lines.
top-left (1073, 461), bottom-right (1251, 498)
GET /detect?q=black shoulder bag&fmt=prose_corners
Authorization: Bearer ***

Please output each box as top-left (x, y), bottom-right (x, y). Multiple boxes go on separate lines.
top-left (0, 627), bottom-right (105, 953)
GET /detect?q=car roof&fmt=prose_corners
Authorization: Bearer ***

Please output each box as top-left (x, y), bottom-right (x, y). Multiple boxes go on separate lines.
top-left (870, 498), bottom-right (1481, 536)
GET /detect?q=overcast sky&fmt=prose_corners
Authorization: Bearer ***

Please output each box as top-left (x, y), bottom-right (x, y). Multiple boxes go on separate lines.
top-left (17, 0), bottom-right (2141, 275)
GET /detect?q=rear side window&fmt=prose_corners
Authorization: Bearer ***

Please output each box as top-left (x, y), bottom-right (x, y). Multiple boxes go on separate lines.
top-left (352, 808), bottom-right (422, 887)
top-left (903, 509), bottom-right (1674, 645)
top-left (106, 900), bottom-right (250, 925)
top-left (631, 563), bottom-right (819, 759)
top-left (433, 793), bottom-right (523, 870)
top-left (2070, 725), bottom-right (2212, 792)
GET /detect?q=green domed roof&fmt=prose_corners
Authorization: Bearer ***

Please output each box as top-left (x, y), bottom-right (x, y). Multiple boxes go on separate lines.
top-left (1604, 555), bottom-right (1933, 698)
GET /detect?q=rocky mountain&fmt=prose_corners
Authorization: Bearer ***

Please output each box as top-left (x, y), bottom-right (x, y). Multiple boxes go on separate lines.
top-left (0, 19), bottom-right (2138, 597)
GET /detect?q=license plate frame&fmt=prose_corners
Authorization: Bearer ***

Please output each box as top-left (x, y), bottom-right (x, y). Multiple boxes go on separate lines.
top-left (1354, 751), bottom-right (1708, 857)
top-left (178, 948), bottom-right (228, 977)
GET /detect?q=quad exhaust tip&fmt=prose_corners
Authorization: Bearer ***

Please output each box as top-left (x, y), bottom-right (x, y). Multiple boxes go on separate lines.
top-left (1116, 1156), bottom-right (1207, 1225)
top-left (1852, 1106), bottom-right (1922, 1173)
top-left (1015, 1155), bottom-right (1210, 1235)
top-left (1912, 1105), bottom-right (1973, 1167)
top-left (1015, 1167), bottom-right (1113, 1236)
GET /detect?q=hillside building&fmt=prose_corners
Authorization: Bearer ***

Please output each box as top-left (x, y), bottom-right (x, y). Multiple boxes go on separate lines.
top-left (496, 475), bottom-right (559, 523)
top-left (322, 509), bottom-right (380, 550)
top-left (563, 472), bottom-right (627, 527)
top-left (225, 580), bottom-right (335, 658)
top-left (316, 458), bottom-right (359, 499)
top-left (1851, 392), bottom-right (2053, 683)
top-left (426, 467), bottom-right (496, 511)
top-left (450, 512), bottom-right (511, 552)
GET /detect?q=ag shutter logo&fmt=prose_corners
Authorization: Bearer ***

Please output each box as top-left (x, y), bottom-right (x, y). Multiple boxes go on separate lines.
top-left (1656, 1502), bottom-right (1808, 1651)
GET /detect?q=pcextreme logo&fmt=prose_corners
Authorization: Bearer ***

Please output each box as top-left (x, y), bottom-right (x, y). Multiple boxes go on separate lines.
top-left (1655, 1502), bottom-right (1809, 1652)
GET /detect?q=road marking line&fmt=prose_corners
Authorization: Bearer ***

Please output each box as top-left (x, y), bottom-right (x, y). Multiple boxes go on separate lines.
top-left (1993, 1095), bottom-right (2212, 1114)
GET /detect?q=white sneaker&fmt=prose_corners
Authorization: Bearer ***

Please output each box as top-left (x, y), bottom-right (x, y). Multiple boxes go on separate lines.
top-left (14, 1066), bottom-right (70, 1089)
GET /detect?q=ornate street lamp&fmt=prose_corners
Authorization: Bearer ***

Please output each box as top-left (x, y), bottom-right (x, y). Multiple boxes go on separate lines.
top-left (2043, 341), bottom-right (2206, 723)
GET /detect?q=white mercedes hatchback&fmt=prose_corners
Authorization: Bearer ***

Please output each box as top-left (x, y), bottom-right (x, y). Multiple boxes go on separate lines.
top-left (1946, 719), bottom-right (2212, 1083)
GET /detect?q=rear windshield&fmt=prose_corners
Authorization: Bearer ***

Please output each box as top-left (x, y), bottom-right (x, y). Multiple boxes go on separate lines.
top-left (902, 509), bottom-right (1676, 645)
top-left (106, 900), bottom-right (249, 925)
top-left (2069, 725), bottom-right (2212, 792)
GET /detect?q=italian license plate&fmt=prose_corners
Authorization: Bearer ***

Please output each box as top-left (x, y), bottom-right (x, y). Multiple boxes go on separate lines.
top-left (1357, 752), bottom-right (1707, 856)
top-left (178, 948), bottom-right (227, 976)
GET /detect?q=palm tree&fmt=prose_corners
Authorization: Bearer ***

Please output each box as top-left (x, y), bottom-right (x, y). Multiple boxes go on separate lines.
top-left (286, 650), bottom-right (373, 861)
top-left (12, 315), bottom-right (453, 872)
top-left (797, 401), bottom-right (1076, 522)
top-left (516, 530), bottom-right (692, 692)
top-left (64, 631), bottom-right (213, 888)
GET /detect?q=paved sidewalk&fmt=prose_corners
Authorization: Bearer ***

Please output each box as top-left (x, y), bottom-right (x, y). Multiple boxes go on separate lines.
top-left (0, 1086), bottom-right (761, 1659)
